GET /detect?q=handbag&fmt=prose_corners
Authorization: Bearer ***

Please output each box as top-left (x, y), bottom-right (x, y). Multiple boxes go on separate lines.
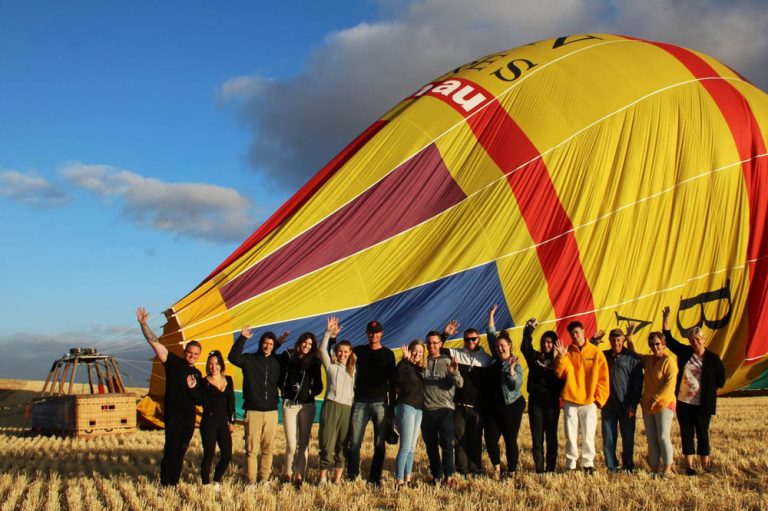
top-left (385, 413), bottom-right (400, 445)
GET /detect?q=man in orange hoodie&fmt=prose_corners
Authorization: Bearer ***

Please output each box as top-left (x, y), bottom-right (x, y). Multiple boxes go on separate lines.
top-left (554, 321), bottom-right (610, 474)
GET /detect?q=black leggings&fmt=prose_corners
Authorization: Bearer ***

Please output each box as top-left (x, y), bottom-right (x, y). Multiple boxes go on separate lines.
top-left (200, 419), bottom-right (232, 484)
top-left (484, 397), bottom-right (526, 472)
top-left (528, 399), bottom-right (560, 472)
top-left (676, 401), bottom-right (712, 456)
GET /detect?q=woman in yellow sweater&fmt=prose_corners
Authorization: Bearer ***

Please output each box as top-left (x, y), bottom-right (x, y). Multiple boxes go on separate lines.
top-left (630, 329), bottom-right (678, 478)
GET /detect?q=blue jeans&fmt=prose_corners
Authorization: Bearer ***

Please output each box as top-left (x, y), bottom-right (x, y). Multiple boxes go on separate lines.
top-left (394, 404), bottom-right (422, 481)
top-left (346, 400), bottom-right (387, 483)
top-left (601, 407), bottom-right (636, 471)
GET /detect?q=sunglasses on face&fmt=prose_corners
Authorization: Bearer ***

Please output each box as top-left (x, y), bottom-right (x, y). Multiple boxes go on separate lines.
top-left (465, 337), bottom-right (480, 342)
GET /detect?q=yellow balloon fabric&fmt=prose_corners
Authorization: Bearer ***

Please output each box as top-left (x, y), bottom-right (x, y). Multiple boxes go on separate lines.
top-left (145, 34), bottom-right (768, 420)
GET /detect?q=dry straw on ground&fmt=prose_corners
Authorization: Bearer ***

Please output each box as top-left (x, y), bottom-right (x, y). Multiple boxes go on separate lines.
top-left (0, 394), bottom-right (766, 510)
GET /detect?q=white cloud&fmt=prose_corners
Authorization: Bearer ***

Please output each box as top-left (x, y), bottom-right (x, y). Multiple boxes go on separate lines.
top-left (61, 162), bottom-right (258, 243)
top-left (221, 0), bottom-right (768, 191)
top-left (0, 169), bottom-right (70, 206)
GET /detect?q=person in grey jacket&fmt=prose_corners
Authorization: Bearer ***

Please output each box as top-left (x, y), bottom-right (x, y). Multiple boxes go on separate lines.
top-left (421, 331), bottom-right (463, 486)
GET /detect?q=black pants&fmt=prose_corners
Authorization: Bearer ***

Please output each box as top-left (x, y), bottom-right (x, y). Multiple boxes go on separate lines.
top-left (528, 399), bottom-right (560, 472)
top-left (484, 397), bottom-right (525, 472)
top-left (421, 408), bottom-right (456, 479)
top-left (200, 419), bottom-right (233, 484)
top-left (677, 401), bottom-right (712, 456)
top-left (161, 415), bottom-right (195, 486)
top-left (454, 405), bottom-right (484, 475)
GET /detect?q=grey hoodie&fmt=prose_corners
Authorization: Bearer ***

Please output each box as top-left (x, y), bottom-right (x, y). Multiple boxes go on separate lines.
top-left (423, 354), bottom-right (463, 410)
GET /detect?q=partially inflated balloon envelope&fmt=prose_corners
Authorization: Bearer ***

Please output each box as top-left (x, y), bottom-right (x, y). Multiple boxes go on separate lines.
top-left (140, 34), bottom-right (768, 422)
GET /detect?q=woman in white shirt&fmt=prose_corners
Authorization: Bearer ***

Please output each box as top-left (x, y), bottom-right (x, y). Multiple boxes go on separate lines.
top-left (318, 316), bottom-right (356, 484)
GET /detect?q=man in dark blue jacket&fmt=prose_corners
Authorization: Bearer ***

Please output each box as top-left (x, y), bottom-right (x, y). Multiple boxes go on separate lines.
top-left (601, 328), bottom-right (643, 472)
top-left (228, 326), bottom-right (288, 484)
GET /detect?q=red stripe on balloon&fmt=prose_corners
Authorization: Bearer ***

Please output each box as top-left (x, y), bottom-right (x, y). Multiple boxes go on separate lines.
top-left (219, 143), bottom-right (467, 307)
top-left (201, 119), bottom-right (389, 286)
top-left (424, 78), bottom-right (598, 338)
top-left (631, 37), bottom-right (768, 364)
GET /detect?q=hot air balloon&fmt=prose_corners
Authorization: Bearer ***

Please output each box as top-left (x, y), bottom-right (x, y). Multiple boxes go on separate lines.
top-left (139, 33), bottom-right (768, 424)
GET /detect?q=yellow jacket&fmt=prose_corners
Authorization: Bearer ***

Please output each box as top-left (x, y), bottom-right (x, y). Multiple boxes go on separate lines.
top-left (555, 341), bottom-right (610, 406)
top-left (640, 354), bottom-right (678, 413)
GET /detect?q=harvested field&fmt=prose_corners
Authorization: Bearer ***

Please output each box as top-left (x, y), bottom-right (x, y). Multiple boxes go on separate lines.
top-left (0, 383), bottom-right (766, 510)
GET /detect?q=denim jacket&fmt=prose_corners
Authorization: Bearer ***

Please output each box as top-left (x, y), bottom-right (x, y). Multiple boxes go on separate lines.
top-left (487, 329), bottom-right (524, 405)
top-left (498, 359), bottom-right (524, 405)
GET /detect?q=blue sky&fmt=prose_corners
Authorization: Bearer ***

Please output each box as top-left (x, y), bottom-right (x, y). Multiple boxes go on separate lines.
top-left (2, 0), bottom-right (767, 384)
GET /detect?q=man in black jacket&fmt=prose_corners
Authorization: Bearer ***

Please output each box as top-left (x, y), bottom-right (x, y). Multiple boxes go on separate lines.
top-left (441, 320), bottom-right (492, 477)
top-left (228, 326), bottom-right (288, 484)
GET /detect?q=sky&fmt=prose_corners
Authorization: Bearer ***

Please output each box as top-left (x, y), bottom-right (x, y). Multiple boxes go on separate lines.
top-left (2, 0), bottom-right (767, 385)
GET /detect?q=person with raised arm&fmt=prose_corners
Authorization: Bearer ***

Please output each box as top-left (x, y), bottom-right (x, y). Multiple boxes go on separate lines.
top-left (600, 327), bottom-right (643, 473)
top-left (441, 319), bottom-right (492, 478)
top-left (136, 306), bottom-right (202, 487)
top-left (392, 339), bottom-right (426, 487)
top-left (626, 328), bottom-right (677, 478)
top-left (317, 316), bottom-right (356, 485)
top-left (186, 350), bottom-right (236, 486)
top-left (420, 331), bottom-right (463, 486)
top-left (520, 317), bottom-right (564, 473)
top-left (553, 320), bottom-right (610, 474)
top-left (661, 306), bottom-right (726, 475)
top-left (228, 326), bottom-right (289, 485)
top-left (484, 305), bottom-right (525, 479)
top-left (346, 320), bottom-right (396, 486)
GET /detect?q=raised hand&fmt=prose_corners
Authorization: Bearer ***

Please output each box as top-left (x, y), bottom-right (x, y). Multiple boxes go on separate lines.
top-left (591, 329), bottom-right (606, 344)
top-left (400, 345), bottom-right (411, 361)
top-left (554, 339), bottom-right (567, 357)
top-left (448, 357), bottom-right (459, 373)
top-left (525, 318), bottom-right (538, 330)
top-left (661, 306), bottom-right (671, 331)
top-left (326, 316), bottom-right (341, 336)
top-left (186, 374), bottom-right (197, 389)
top-left (136, 307), bottom-right (149, 324)
top-left (276, 330), bottom-right (291, 346)
top-left (625, 322), bottom-right (636, 336)
top-left (508, 355), bottom-right (518, 375)
top-left (241, 326), bottom-right (253, 339)
top-left (444, 319), bottom-right (460, 337)
top-left (488, 304), bottom-right (498, 331)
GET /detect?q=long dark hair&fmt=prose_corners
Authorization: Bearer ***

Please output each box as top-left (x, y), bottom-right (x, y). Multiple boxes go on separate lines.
top-left (293, 331), bottom-right (319, 358)
top-left (206, 350), bottom-right (226, 376)
top-left (540, 331), bottom-right (558, 359)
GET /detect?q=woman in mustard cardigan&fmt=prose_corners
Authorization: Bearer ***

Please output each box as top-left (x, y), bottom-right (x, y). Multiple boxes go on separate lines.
top-left (629, 329), bottom-right (678, 478)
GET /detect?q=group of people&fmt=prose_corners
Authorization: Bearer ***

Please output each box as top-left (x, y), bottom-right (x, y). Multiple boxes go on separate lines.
top-left (137, 303), bottom-right (726, 488)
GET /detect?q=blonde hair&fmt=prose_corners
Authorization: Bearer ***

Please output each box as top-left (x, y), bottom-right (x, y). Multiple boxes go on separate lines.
top-left (407, 339), bottom-right (426, 369)
top-left (332, 340), bottom-right (356, 376)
